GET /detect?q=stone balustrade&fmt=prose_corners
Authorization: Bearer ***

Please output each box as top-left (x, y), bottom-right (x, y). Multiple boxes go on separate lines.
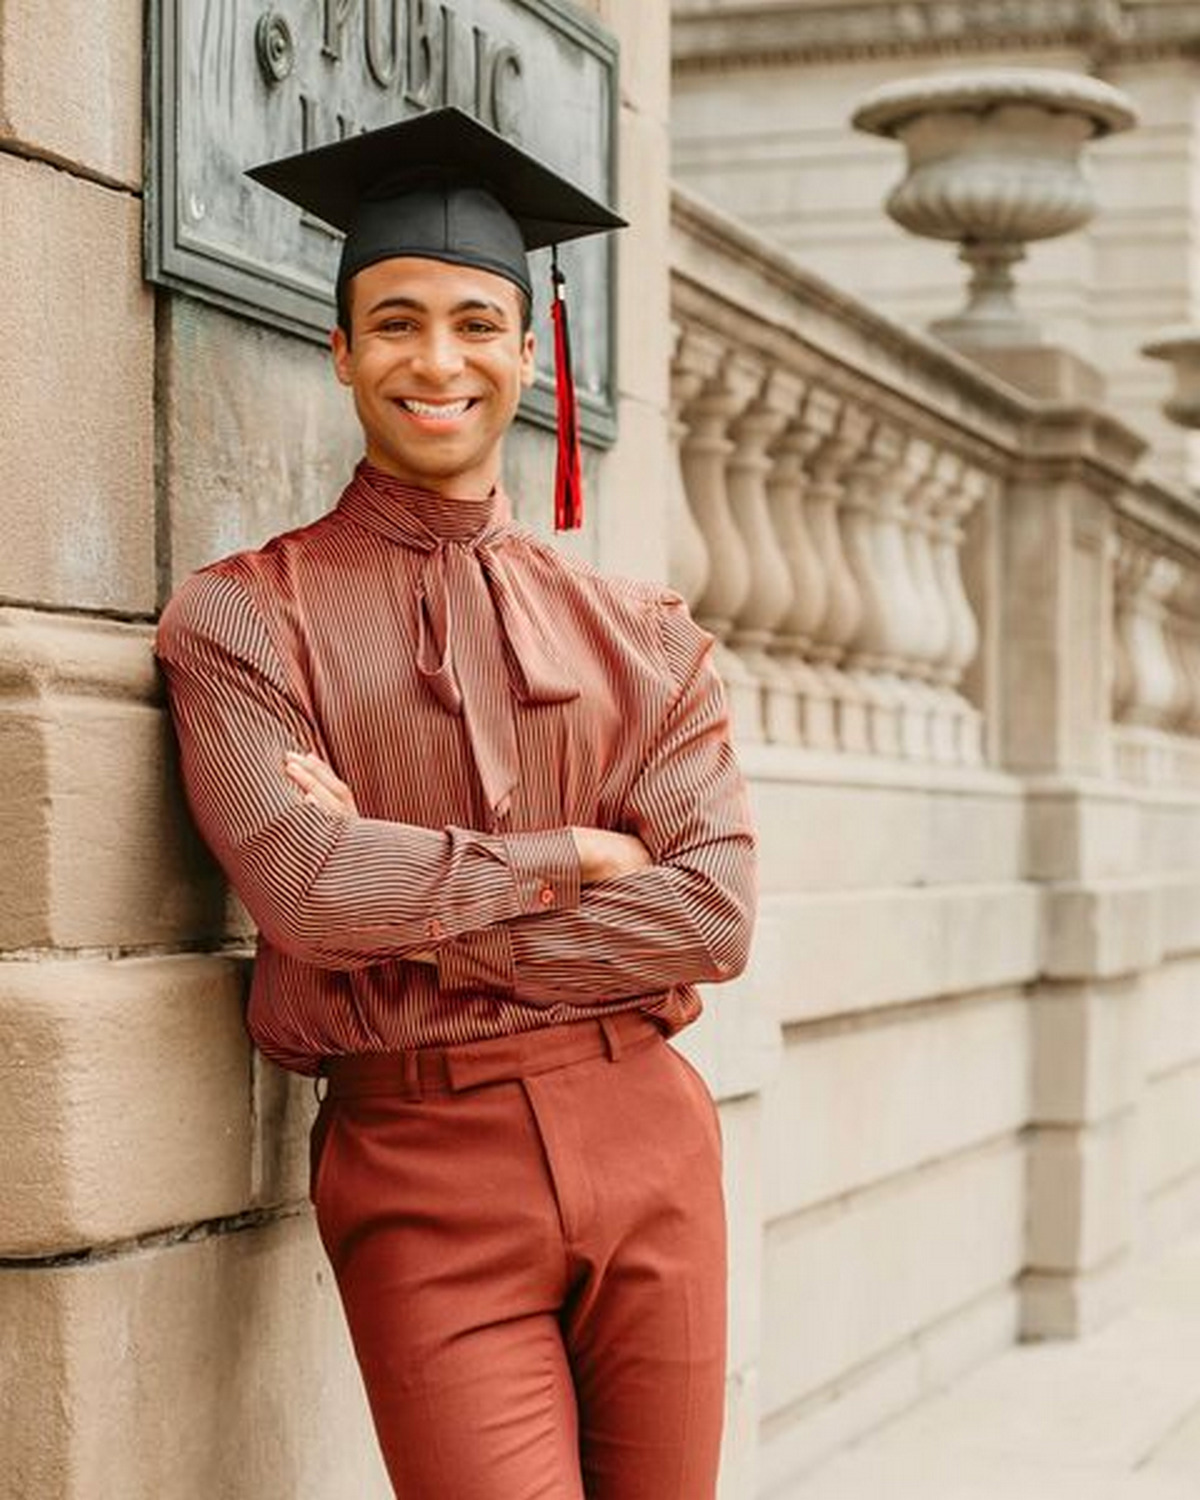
top-left (670, 189), bottom-right (1013, 766)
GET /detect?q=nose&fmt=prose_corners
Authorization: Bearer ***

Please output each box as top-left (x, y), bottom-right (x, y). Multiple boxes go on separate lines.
top-left (409, 325), bottom-right (465, 383)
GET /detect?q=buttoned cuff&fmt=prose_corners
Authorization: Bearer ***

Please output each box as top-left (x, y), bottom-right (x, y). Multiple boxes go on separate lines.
top-left (501, 827), bottom-right (582, 917)
top-left (436, 925), bottom-right (515, 996)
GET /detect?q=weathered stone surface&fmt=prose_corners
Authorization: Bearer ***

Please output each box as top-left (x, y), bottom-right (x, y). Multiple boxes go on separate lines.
top-left (158, 299), bottom-right (362, 595)
top-left (1020, 1252), bottom-right (1131, 1340)
top-left (1025, 781), bottom-right (1141, 882)
top-left (1042, 879), bottom-right (1164, 980)
top-left (1025, 1113), bottom-right (1135, 1273)
top-left (749, 883), bottom-right (1039, 1026)
top-left (0, 156), bottom-right (153, 611)
top-left (0, 0), bottom-right (142, 186)
top-left (1143, 955), bottom-right (1200, 1077)
top-left (0, 956), bottom-right (250, 1255)
top-left (1139, 1062), bottom-right (1200, 1200)
top-left (0, 610), bottom-right (227, 951)
top-left (758, 1287), bottom-right (1017, 1493)
top-left (1031, 979), bottom-right (1142, 1127)
top-left (762, 990), bottom-right (1030, 1217)
top-left (0, 1216), bottom-right (388, 1500)
top-left (761, 1139), bottom-right (1024, 1415)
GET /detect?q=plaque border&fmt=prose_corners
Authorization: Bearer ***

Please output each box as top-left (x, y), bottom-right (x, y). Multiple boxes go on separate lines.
top-left (145, 0), bottom-right (620, 447)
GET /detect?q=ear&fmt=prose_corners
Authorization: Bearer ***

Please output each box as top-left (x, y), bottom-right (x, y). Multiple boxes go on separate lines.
top-left (331, 326), bottom-right (353, 387)
top-left (519, 330), bottom-right (537, 390)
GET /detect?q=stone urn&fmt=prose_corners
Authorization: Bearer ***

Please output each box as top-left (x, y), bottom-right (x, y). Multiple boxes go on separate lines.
top-left (851, 69), bottom-right (1137, 348)
top-left (1142, 327), bottom-right (1200, 430)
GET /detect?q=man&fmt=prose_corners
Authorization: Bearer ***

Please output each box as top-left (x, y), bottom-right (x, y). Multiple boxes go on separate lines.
top-left (157, 107), bottom-right (756, 1500)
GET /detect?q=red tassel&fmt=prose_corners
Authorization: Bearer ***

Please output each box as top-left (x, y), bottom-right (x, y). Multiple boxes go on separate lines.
top-left (551, 249), bottom-right (583, 531)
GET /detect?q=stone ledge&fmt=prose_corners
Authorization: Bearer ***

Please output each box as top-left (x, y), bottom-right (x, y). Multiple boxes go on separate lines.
top-left (0, 955), bottom-right (252, 1256)
top-left (739, 882), bottom-right (1040, 1026)
top-left (1042, 878), bottom-right (1166, 979)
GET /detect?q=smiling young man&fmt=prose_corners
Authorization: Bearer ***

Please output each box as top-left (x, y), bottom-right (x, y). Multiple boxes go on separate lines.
top-left (156, 109), bottom-right (757, 1500)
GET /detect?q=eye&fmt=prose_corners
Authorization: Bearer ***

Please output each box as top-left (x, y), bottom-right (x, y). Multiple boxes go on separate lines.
top-left (375, 317), bottom-right (417, 335)
top-left (460, 318), bottom-right (501, 336)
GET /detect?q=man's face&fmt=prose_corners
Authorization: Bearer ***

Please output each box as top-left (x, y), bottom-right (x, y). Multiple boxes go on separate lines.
top-left (331, 256), bottom-right (536, 499)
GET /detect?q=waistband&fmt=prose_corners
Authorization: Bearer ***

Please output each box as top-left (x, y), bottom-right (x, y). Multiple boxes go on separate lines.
top-left (320, 1011), bottom-right (663, 1100)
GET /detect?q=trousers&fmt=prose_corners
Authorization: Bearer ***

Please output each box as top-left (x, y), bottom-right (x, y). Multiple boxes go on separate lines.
top-left (310, 1011), bottom-right (728, 1500)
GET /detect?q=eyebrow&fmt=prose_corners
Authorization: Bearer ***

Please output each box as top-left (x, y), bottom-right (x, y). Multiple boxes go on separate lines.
top-left (364, 295), bottom-right (510, 319)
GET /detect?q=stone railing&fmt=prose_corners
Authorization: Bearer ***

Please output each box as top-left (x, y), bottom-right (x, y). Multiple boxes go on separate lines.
top-left (670, 186), bottom-right (1023, 767)
top-left (670, 185), bottom-right (1200, 788)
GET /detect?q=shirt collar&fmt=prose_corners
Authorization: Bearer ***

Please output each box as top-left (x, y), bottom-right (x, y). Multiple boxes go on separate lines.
top-left (335, 459), bottom-right (510, 550)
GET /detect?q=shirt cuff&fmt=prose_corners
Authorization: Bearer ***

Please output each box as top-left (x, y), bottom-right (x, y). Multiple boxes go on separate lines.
top-left (501, 827), bottom-right (582, 917)
top-left (436, 925), bottom-right (515, 996)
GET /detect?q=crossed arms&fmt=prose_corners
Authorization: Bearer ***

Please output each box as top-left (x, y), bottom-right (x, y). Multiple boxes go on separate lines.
top-left (156, 568), bottom-right (757, 1008)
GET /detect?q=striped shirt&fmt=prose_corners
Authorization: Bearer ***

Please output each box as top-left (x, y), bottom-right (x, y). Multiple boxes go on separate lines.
top-left (156, 461), bottom-right (757, 1075)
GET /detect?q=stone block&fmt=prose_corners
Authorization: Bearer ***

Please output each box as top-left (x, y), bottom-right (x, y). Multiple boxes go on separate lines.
top-left (1025, 1113), bottom-right (1135, 1273)
top-left (1161, 875), bottom-right (1200, 959)
top-left (0, 156), bottom-right (154, 611)
top-left (675, 977), bottom-right (782, 1103)
top-left (760, 1139), bottom-right (1024, 1416)
top-left (1042, 879), bottom-right (1164, 980)
top-left (713, 1094), bottom-right (764, 1376)
top-left (0, 610), bottom-right (228, 951)
top-left (0, 0), bottom-right (142, 186)
top-left (1024, 781), bottom-right (1141, 882)
top-left (593, 393), bottom-right (672, 585)
top-left (1143, 955), bottom-right (1200, 1078)
top-left (1138, 1063), bottom-right (1200, 1200)
top-left (252, 1052), bottom-right (318, 1209)
top-left (762, 990), bottom-right (1029, 1218)
top-left (953, 343), bottom-right (1106, 403)
top-left (1144, 1168), bottom-right (1200, 1256)
top-left (584, 0), bottom-right (669, 123)
top-left (749, 883), bottom-right (1039, 1027)
top-left (158, 299), bottom-right (362, 596)
top-left (1019, 1251), bottom-right (1132, 1340)
top-left (0, 1216), bottom-right (389, 1500)
top-left (0, 956), bottom-right (251, 1256)
top-left (758, 1286), bottom-right (1017, 1494)
top-left (1030, 979), bottom-right (1143, 1127)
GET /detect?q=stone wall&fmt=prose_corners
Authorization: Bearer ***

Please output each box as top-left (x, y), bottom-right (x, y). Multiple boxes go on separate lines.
top-left (0, 1), bottom-right (673, 1495)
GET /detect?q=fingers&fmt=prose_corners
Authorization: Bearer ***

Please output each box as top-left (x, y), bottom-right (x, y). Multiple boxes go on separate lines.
top-left (284, 751), bottom-right (359, 818)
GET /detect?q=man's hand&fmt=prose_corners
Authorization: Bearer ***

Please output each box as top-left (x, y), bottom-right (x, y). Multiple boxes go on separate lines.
top-left (284, 751), bottom-right (359, 819)
top-left (570, 827), bottom-right (652, 885)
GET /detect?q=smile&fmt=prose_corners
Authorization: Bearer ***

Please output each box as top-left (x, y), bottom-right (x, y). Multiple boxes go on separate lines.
top-left (397, 397), bottom-right (476, 420)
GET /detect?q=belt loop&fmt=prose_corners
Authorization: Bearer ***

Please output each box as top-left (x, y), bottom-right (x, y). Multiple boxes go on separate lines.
top-left (599, 1016), bottom-right (623, 1062)
top-left (402, 1051), bottom-right (421, 1100)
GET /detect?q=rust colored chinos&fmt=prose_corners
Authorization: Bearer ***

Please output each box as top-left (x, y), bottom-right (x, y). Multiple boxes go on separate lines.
top-left (312, 1011), bottom-right (727, 1500)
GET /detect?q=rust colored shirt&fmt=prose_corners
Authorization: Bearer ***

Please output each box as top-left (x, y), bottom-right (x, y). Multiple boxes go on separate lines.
top-left (156, 462), bottom-right (756, 1075)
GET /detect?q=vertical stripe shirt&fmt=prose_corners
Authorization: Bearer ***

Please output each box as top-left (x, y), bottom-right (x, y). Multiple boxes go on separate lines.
top-left (156, 461), bottom-right (757, 1076)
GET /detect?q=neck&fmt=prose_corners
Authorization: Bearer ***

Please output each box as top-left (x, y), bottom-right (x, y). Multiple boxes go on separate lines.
top-left (346, 460), bottom-right (508, 545)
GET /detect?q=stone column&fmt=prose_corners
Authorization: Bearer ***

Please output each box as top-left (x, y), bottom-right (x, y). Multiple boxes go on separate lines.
top-left (1010, 411), bottom-right (1150, 1338)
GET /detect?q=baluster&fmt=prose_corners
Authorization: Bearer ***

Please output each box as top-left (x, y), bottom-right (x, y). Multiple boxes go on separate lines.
top-left (767, 386), bottom-right (839, 749)
top-left (930, 464), bottom-right (988, 765)
top-left (668, 322), bottom-right (717, 609)
top-left (803, 399), bottom-right (872, 753)
top-left (727, 367), bottom-right (806, 744)
top-left (901, 441), bottom-right (956, 760)
top-left (679, 340), bottom-right (766, 740)
top-left (840, 425), bottom-right (932, 758)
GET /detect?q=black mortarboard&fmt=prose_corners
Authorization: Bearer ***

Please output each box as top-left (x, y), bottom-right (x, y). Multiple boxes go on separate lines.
top-left (246, 109), bottom-right (627, 530)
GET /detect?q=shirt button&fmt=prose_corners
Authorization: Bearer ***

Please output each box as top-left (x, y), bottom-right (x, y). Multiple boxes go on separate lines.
top-left (538, 885), bottom-right (555, 908)
top-left (427, 918), bottom-right (446, 940)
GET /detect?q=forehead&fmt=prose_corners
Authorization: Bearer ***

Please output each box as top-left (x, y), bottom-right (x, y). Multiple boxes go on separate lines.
top-left (347, 255), bottom-right (525, 315)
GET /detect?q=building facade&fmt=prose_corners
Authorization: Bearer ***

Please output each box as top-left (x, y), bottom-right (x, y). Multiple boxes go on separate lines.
top-left (4, 2), bottom-right (1200, 1497)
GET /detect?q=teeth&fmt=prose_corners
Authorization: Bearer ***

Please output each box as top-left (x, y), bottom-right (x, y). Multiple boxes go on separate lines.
top-left (401, 398), bottom-right (471, 419)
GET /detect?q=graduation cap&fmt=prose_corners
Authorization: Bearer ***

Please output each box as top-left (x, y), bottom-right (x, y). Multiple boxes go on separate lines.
top-left (247, 107), bottom-right (627, 530)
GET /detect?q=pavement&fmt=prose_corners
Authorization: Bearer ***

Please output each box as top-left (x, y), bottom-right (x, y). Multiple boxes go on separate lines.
top-left (789, 1233), bottom-right (1200, 1499)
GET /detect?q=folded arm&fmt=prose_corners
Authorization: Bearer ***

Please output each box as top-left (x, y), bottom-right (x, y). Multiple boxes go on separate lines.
top-left (156, 569), bottom-right (581, 970)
